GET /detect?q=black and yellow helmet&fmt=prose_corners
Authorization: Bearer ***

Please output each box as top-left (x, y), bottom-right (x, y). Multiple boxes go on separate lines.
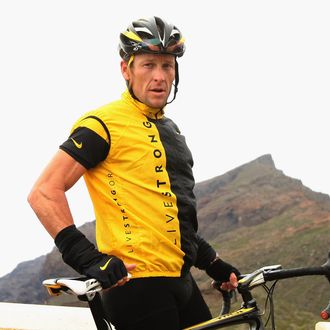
top-left (119, 16), bottom-right (185, 60)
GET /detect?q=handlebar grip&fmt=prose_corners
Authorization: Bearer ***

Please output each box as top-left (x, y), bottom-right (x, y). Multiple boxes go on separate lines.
top-left (320, 301), bottom-right (330, 320)
top-left (212, 281), bottom-right (232, 315)
top-left (220, 290), bottom-right (232, 315)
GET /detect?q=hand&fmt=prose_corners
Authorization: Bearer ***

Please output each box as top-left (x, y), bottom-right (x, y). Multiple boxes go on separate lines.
top-left (220, 272), bottom-right (239, 291)
top-left (116, 263), bottom-right (136, 287)
top-left (83, 255), bottom-right (136, 288)
top-left (206, 257), bottom-right (240, 286)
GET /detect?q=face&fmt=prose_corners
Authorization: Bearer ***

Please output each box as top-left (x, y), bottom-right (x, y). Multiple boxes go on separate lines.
top-left (121, 53), bottom-right (176, 109)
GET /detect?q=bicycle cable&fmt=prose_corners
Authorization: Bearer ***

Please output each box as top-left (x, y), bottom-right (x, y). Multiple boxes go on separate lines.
top-left (262, 280), bottom-right (278, 330)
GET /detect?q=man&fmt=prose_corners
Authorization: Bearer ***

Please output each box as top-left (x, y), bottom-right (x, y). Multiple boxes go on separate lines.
top-left (28, 16), bottom-right (240, 330)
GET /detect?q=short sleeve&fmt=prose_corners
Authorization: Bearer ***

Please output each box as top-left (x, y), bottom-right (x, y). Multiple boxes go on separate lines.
top-left (60, 116), bottom-right (110, 169)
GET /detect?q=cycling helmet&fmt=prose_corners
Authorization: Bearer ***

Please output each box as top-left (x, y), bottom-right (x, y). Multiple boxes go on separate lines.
top-left (119, 16), bottom-right (185, 60)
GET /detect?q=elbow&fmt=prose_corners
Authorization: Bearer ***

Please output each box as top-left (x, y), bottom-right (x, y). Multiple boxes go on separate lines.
top-left (27, 184), bottom-right (50, 212)
top-left (27, 186), bottom-right (40, 211)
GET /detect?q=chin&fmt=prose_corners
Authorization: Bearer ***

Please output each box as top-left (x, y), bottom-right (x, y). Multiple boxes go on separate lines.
top-left (148, 99), bottom-right (167, 109)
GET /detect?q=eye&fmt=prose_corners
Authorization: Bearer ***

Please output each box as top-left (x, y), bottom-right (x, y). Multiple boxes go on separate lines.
top-left (143, 62), bottom-right (154, 68)
top-left (163, 63), bottom-right (175, 70)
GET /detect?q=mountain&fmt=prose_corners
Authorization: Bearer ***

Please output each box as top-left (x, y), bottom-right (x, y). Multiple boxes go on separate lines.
top-left (192, 154), bottom-right (330, 329)
top-left (0, 255), bottom-right (46, 304)
top-left (195, 154), bottom-right (329, 240)
top-left (0, 154), bottom-right (329, 328)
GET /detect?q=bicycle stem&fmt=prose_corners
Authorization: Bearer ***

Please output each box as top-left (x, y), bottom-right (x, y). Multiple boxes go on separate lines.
top-left (238, 286), bottom-right (258, 309)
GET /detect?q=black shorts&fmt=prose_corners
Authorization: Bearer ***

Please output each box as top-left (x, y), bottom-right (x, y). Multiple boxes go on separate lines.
top-left (102, 272), bottom-right (211, 330)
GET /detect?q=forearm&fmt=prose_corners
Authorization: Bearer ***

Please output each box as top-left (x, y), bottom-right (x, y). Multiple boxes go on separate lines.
top-left (194, 234), bottom-right (217, 269)
top-left (28, 183), bottom-right (74, 238)
top-left (28, 150), bottom-right (86, 238)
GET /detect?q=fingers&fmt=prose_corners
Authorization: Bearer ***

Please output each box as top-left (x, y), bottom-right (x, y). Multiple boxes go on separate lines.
top-left (112, 263), bottom-right (137, 288)
top-left (229, 272), bottom-right (238, 288)
top-left (220, 272), bottom-right (238, 291)
top-left (113, 277), bottom-right (129, 287)
top-left (125, 263), bottom-right (137, 272)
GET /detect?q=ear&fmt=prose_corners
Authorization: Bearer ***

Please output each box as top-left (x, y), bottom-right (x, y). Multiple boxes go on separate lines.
top-left (121, 60), bottom-right (130, 81)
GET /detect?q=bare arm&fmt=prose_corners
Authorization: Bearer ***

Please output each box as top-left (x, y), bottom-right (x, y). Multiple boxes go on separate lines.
top-left (28, 148), bottom-right (136, 286)
top-left (27, 149), bottom-right (87, 238)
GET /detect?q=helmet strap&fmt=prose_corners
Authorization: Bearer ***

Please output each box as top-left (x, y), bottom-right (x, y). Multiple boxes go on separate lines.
top-left (166, 58), bottom-right (179, 105)
top-left (126, 80), bottom-right (140, 103)
top-left (125, 55), bottom-right (141, 102)
top-left (127, 55), bottom-right (135, 67)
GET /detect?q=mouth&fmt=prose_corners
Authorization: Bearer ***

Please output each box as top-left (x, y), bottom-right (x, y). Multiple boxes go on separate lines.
top-left (149, 87), bottom-right (166, 95)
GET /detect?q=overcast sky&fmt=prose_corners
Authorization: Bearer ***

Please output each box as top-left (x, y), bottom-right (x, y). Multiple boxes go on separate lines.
top-left (0, 0), bottom-right (329, 277)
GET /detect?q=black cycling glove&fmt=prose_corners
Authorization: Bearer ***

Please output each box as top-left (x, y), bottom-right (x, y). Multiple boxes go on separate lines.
top-left (206, 257), bottom-right (240, 283)
top-left (55, 225), bottom-right (127, 288)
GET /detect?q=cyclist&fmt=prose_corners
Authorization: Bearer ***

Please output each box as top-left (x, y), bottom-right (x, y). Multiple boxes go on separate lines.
top-left (28, 16), bottom-right (240, 330)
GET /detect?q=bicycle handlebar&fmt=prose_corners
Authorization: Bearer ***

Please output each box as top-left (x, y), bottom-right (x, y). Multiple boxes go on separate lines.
top-left (215, 252), bottom-right (330, 318)
top-left (263, 266), bottom-right (329, 282)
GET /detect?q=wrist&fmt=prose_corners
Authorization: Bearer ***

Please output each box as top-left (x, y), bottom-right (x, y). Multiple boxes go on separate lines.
top-left (55, 225), bottom-right (82, 254)
top-left (194, 235), bottom-right (217, 270)
top-left (208, 254), bottom-right (220, 267)
top-left (55, 224), bottom-right (101, 274)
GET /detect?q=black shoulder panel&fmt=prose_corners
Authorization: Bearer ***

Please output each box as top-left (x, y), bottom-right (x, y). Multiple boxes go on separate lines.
top-left (60, 126), bottom-right (110, 169)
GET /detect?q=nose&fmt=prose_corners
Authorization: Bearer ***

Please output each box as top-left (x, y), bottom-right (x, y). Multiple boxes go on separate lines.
top-left (153, 66), bottom-right (166, 82)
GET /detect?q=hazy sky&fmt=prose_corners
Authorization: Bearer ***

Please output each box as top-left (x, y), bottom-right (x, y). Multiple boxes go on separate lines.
top-left (1, 0), bottom-right (329, 277)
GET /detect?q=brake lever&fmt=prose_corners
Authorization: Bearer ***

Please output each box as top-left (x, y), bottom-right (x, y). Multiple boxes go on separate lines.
top-left (321, 300), bottom-right (330, 320)
top-left (321, 251), bottom-right (330, 284)
top-left (238, 265), bottom-right (282, 289)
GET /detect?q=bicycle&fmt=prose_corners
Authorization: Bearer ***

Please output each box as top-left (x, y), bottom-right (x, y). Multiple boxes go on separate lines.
top-left (43, 252), bottom-right (330, 330)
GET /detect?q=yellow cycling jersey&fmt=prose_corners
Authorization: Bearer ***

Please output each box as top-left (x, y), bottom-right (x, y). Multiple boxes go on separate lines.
top-left (60, 90), bottom-right (199, 278)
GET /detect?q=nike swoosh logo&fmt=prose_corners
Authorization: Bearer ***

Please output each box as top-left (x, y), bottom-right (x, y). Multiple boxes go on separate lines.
top-left (100, 258), bottom-right (113, 271)
top-left (71, 138), bottom-right (82, 149)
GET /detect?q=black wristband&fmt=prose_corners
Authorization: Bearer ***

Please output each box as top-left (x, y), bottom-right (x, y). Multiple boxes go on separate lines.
top-left (55, 225), bottom-right (84, 254)
top-left (55, 225), bottom-right (102, 274)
